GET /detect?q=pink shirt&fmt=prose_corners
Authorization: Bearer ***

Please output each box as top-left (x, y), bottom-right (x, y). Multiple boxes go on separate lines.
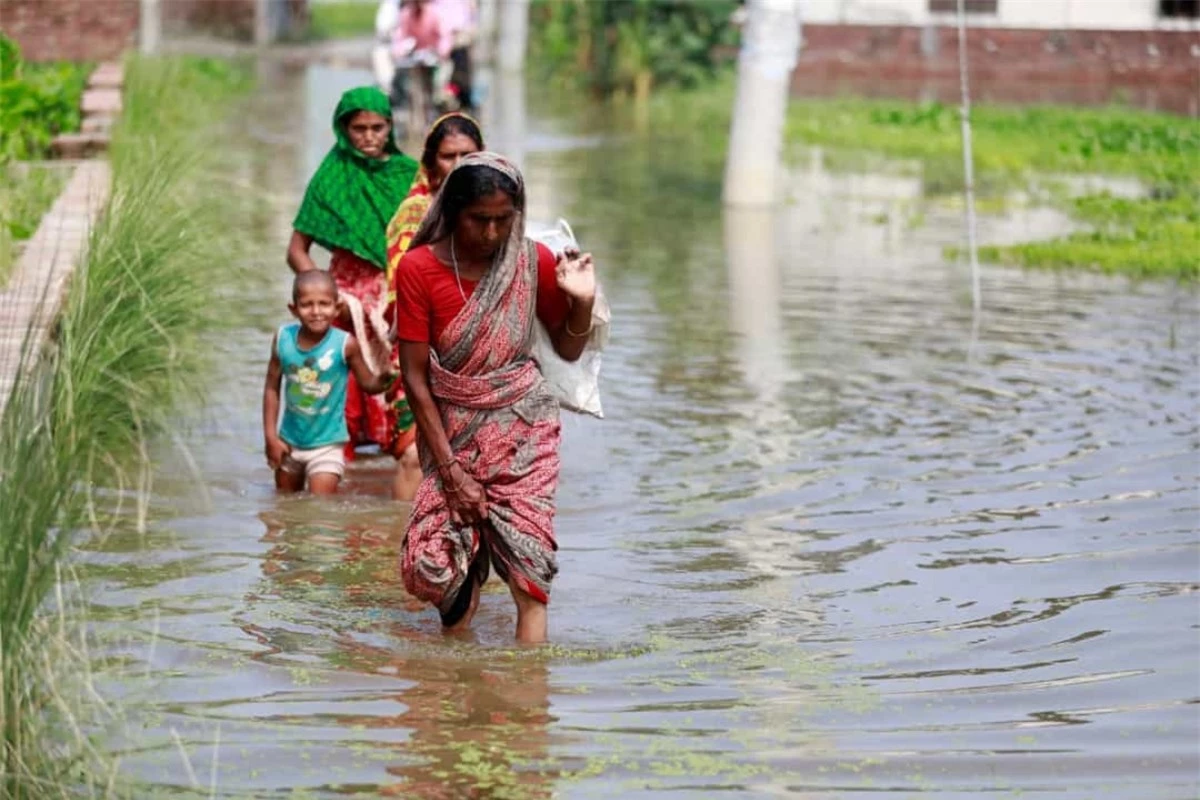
top-left (434, 0), bottom-right (474, 36)
top-left (395, 4), bottom-right (452, 59)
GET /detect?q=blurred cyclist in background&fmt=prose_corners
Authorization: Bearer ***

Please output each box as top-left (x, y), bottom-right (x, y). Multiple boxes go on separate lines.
top-left (392, 0), bottom-right (454, 108)
top-left (435, 0), bottom-right (477, 111)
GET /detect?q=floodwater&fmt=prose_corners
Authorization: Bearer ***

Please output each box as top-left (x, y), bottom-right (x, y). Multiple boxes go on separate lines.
top-left (84, 57), bottom-right (1199, 798)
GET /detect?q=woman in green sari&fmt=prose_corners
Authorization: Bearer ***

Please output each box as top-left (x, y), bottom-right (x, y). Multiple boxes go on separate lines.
top-left (288, 87), bottom-right (419, 463)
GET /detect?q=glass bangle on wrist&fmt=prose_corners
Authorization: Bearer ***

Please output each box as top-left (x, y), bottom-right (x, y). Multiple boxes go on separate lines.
top-left (565, 317), bottom-right (593, 337)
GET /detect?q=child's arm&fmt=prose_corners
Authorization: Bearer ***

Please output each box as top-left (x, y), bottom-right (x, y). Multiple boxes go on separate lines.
top-left (262, 335), bottom-right (290, 469)
top-left (345, 335), bottom-right (398, 396)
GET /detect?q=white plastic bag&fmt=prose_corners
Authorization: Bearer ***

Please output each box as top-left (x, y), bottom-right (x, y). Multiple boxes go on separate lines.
top-left (529, 219), bottom-right (610, 419)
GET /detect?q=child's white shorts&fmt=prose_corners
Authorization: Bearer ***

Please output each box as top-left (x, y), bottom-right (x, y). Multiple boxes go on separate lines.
top-left (280, 444), bottom-right (345, 478)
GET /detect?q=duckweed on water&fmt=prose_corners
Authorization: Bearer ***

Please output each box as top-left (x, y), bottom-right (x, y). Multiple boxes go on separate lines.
top-left (786, 98), bottom-right (1200, 183)
top-left (790, 97), bottom-right (1200, 280)
top-left (975, 187), bottom-right (1199, 279)
top-left (644, 74), bottom-right (1199, 280)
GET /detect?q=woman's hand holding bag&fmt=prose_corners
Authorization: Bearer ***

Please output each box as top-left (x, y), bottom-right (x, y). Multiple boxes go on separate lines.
top-left (530, 219), bottom-right (610, 419)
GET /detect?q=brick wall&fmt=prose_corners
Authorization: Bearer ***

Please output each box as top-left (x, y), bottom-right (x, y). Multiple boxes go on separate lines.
top-left (163, 0), bottom-right (309, 42)
top-left (793, 25), bottom-right (1200, 116)
top-left (0, 0), bottom-right (309, 57)
top-left (0, 0), bottom-right (139, 62)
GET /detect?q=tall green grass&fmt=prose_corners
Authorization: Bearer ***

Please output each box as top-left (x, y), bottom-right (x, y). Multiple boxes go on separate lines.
top-left (307, 0), bottom-right (377, 40)
top-left (529, 0), bottom-right (739, 97)
top-left (0, 55), bottom-right (250, 798)
top-left (0, 164), bottom-right (69, 286)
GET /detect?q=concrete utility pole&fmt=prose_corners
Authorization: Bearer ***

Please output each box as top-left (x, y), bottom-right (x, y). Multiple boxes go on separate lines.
top-left (139, 0), bottom-right (161, 55)
top-left (722, 0), bottom-right (802, 207)
top-left (476, 0), bottom-right (498, 64)
top-left (496, 0), bottom-right (530, 73)
top-left (956, 0), bottom-right (982, 314)
top-left (254, 0), bottom-right (271, 47)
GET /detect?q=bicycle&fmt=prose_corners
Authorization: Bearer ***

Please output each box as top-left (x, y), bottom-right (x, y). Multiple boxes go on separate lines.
top-left (389, 49), bottom-right (441, 143)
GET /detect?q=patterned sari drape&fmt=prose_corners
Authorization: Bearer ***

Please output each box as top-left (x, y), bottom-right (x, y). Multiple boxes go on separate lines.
top-left (400, 153), bottom-right (561, 614)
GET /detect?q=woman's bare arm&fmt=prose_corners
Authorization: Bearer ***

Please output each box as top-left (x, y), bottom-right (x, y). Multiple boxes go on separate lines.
top-left (550, 251), bottom-right (596, 362)
top-left (345, 336), bottom-right (397, 395)
top-left (287, 230), bottom-right (319, 274)
top-left (400, 339), bottom-right (487, 523)
top-left (400, 341), bottom-right (455, 466)
top-left (550, 296), bottom-right (595, 362)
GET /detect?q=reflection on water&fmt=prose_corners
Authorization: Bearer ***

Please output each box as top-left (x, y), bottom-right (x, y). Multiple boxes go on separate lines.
top-left (82, 58), bottom-right (1200, 798)
top-left (242, 506), bottom-right (558, 798)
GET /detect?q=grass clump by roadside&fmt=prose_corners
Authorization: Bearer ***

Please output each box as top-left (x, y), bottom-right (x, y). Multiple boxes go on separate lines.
top-left (308, 0), bottom-right (377, 40)
top-left (785, 97), bottom-right (1200, 280)
top-left (0, 54), bottom-right (251, 798)
top-left (0, 164), bottom-right (68, 286)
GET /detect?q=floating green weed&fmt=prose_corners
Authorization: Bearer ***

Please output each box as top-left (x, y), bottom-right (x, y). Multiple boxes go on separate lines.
top-left (783, 95), bottom-right (1200, 280)
top-left (640, 73), bottom-right (1200, 279)
top-left (973, 187), bottom-right (1200, 279)
top-left (785, 97), bottom-right (1200, 185)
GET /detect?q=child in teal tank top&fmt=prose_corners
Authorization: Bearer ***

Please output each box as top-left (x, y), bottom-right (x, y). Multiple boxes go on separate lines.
top-left (263, 271), bottom-right (398, 495)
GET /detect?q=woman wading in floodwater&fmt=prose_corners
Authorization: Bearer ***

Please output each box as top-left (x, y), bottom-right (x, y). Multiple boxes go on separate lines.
top-left (385, 112), bottom-right (485, 501)
top-left (288, 87), bottom-right (418, 463)
top-left (392, 153), bottom-right (596, 643)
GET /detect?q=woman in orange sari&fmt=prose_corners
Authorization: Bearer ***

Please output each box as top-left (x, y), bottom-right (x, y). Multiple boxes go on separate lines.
top-left (385, 112), bottom-right (484, 502)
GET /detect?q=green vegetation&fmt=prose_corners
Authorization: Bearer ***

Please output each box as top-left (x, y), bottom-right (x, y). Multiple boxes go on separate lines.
top-left (530, 0), bottom-right (739, 98)
top-left (784, 97), bottom-right (1200, 280)
top-left (0, 34), bottom-right (90, 161)
top-left (0, 34), bottom-right (92, 286)
top-left (0, 54), bottom-right (251, 798)
top-left (976, 187), bottom-right (1198, 279)
top-left (786, 98), bottom-right (1199, 185)
top-left (308, 0), bottom-right (377, 40)
top-left (0, 164), bottom-right (67, 285)
top-left (633, 72), bottom-right (1198, 280)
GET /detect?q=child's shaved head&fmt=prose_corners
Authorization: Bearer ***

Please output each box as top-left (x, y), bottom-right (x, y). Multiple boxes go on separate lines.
top-left (292, 270), bottom-right (338, 302)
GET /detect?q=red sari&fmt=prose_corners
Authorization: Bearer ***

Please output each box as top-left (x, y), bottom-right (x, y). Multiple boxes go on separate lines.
top-left (400, 238), bottom-right (561, 612)
top-left (329, 249), bottom-right (395, 456)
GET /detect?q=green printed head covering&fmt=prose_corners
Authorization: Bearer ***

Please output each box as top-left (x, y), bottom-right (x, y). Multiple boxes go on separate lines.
top-left (293, 86), bottom-right (419, 269)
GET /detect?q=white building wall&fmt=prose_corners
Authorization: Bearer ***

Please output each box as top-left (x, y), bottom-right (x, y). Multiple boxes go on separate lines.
top-left (801, 0), bottom-right (927, 26)
top-left (800, 0), bottom-right (1195, 30)
top-left (986, 0), bottom-right (1162, 30)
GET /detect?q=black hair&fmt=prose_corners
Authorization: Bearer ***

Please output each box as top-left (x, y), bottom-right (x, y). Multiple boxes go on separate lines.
top-left (292, 270), bottom-right (338, 303)
top-left (440, 164), bottom-right (523, 232)
top-left (421, 116), bottom-right (484, 175)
